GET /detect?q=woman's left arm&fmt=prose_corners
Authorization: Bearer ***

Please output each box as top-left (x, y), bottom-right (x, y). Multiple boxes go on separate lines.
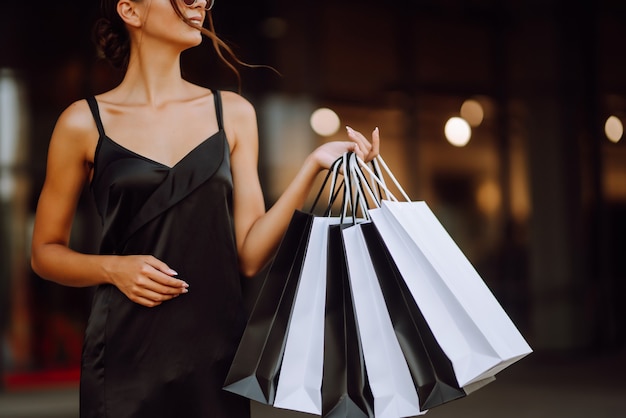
top-left (224, 92), bottom-right (379, 277)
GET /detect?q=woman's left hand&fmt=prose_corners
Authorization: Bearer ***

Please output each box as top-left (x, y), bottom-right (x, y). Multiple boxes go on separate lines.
top-left (311, 126), bottom-right (380, 171)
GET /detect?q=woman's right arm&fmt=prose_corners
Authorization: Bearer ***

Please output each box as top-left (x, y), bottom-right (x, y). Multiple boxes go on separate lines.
top-left (30, 100), bottom-right (187, 307)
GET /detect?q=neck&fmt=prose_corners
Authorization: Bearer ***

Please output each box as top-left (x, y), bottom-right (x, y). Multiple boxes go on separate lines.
top-left (117, 42), bottom-right (190, 107)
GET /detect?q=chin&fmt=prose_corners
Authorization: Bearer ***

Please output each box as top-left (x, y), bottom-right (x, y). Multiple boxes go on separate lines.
top-left (188, 38), bottom-right (203, 49)
top-left (187, 30), bottom-right (203, 46)
top-left (178, 33), bottom-right (203, 49)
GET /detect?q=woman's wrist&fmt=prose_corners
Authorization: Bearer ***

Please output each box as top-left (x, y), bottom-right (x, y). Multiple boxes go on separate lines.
top-left (98, 254), bottom-right (118, 286)
top-left (303, 152), bottom-right (325, 176)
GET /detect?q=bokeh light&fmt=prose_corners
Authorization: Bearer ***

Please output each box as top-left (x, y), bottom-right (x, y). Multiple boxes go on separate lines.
top-left (460, 99), bottom-right (484, 127)
top-left (444, 117), bottom-right (471, 147)
top-left (476, 180), bottom-right (501, 215)
top-left (310, 108), bottom-right (341, 137)
top-left (604, 115), bottom-right (623, 143)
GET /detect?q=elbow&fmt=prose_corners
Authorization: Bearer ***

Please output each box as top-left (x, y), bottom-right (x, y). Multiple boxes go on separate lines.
top-left (30, 246), bottom-right (50, 281)
top-left (238, 258), bottom-right (268, 279)
top-left (237, 239), bottom-right (277, 279)
top-left (30, 248), bottom-right (46, 280)
top-left (30, 253), bottom-right (43, 279)
top-left (239, 264), bottom-right (261, 279)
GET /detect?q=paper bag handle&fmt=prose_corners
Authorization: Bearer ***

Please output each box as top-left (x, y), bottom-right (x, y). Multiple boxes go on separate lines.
top-left (354, 155), bottom-right (411, 203)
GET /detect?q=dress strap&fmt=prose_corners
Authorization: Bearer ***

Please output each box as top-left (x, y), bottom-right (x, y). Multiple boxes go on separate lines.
top-left (212, 90), bottom-right (224, 130)
top-left (86, 96), bottom-right (106, 138)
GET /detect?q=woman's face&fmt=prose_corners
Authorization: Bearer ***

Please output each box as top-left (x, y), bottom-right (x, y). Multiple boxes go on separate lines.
top-left (132, 0), bottom-right (207, 50)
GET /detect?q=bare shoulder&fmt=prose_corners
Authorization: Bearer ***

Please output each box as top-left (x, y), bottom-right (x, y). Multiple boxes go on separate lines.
top-left (51, 99), bottom-right (99, 162)
top-left (220, 90), bottom-right (256, 123)
top-left (56, 99), bottom-right (96, 134)
top-left (219, 91), bottom-right (258, 151)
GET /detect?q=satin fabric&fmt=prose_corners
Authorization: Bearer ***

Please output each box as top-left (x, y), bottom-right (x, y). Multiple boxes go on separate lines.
top-left (81, 92), bottom-right (249, 417)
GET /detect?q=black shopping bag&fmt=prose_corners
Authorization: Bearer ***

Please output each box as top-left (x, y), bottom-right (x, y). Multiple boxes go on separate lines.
top-left (224, 155), bottom-right (347, 408)
top-left (322, 224), bottom-right (374, 418)
top-left (360, 221), bottom-right (466, 410)
top-left (353, 154), bottom-right (531, 391)
top-left (223, 210), bottom-right (313, 404)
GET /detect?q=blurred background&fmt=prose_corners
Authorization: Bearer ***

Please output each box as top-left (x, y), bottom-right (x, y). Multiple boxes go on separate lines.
top-left (0, 0), bottom-right (625, 417)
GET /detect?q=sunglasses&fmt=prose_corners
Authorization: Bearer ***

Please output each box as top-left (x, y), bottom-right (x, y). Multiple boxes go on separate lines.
top-left (181, 0), bottom-right (214, 11)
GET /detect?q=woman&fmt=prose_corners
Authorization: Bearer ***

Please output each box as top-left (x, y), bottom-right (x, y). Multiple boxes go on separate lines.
top-left (30, 0), bottom-right (379, 417)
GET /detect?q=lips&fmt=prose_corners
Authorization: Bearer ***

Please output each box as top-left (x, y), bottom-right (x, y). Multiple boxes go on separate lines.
top-left (188, 15), bottom-right (204, 26)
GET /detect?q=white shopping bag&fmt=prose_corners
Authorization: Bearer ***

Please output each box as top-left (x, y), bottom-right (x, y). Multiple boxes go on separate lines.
top-left (273, 217), bottom-right (338, 415)
top-left (342, 223), bottom-right (426, 418)
top-left (369, 201), bottom-right (532, 387)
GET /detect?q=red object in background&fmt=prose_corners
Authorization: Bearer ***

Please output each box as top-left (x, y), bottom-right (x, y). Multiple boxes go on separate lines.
top-left (2, 312), bottom-right (83, 392)
top-left (3, 367), bottom-right (80, 391)
top-left (1, 312), bottom-right (84, 391)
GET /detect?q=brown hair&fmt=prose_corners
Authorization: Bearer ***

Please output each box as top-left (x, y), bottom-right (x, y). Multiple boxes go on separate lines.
top-left (92, 0), bottom-right (249, 85)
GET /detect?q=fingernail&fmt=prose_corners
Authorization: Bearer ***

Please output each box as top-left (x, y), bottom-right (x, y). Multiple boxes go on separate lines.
top-left (182, 288), bottom-right (189, 294)
top-left (182, 281), bottom-right (189, 288)
top-left (346, 126), bottom-right (354, 133)
top-left (169, 269), bottom-right (178, 276)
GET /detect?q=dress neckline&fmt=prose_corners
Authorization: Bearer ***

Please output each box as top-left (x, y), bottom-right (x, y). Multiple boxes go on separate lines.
top-left (101, 130), bottom-right (222, 170)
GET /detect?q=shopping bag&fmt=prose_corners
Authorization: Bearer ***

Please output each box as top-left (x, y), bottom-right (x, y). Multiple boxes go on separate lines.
top-left (273, 153), bottom-right (370, 416)
top-left (348, 154), bottom-right (530, 390)
top-left (273, 216), bottom-right (340, 415)
top-left (358, 221), bottom-right (466, 410)
top-left (322, 224), bottom-right (374, 418)
top-left (344, 157), bottom-right (465, 412)
top-left (223, 209), bottom-right (314, 404)
top-left (342, 223), bottom-right (426, 417)
top-left (369, 201), bottom-right (532, 387)
top-left (224, 155), bottom-right (347, 406)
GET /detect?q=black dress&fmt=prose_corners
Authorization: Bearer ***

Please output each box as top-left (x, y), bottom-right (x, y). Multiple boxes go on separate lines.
top-left (81, 91), bottom-right (250, 418)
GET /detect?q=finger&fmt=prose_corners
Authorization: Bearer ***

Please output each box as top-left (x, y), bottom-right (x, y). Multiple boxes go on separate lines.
top-left (345, 126), bottom-right (370, 148)
top-left (147, 268), bottom-right (189, 290)
top-left (334, 141), bottom-right (363, 167)
top-left (138, 287), bottom-right (180, 303)
top-left (142, 256), bottom-right (188, 289)
top-left (367, 127), bottom-right (380, 162)
top-left (346, 127), bottom-right (376, 164)
top-left (124, 285), bottom-right (172, 307)
top-left (144, 255), bottom-right (178, 277)
top-left (132, 292), bottom-right (176, 308)
top-left (134, 296), bottom-right (163, 308)
top-left (139, 276), bottom-right (189, 296)
top-left (350, 142), bottom-right (366, 162)
top-left (345, 126), bottom-right (372, 153)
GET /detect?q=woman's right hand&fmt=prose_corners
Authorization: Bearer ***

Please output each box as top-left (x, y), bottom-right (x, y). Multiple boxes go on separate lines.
top-left (104, 255), bottom-right (189, 307)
